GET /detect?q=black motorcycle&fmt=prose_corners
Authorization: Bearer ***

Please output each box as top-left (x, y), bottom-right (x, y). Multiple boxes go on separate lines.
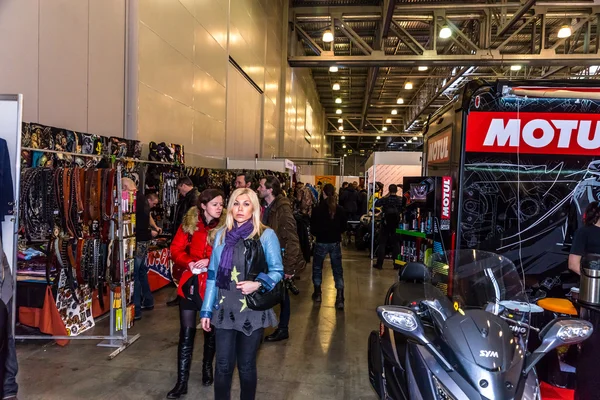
top-left (368, 250), bottom-right (592, 399)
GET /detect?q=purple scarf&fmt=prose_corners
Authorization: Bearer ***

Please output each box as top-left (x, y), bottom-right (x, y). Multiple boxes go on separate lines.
top-left (216, 221), bottom-right (254, 289)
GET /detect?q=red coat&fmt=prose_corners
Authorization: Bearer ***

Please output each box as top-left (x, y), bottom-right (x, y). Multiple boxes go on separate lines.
top-left (170, 207), bottom-right (221, 300)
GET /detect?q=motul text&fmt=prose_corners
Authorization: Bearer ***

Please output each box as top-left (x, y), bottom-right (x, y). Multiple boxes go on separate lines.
top-left (427, 129), bottom-right (451, 164)
top-left (466, 111), bottom-right (600, 155)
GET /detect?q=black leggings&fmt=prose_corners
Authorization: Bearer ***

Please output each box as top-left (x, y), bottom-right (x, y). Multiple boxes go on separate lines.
top-left (179, 296), bottom-right (201, 329)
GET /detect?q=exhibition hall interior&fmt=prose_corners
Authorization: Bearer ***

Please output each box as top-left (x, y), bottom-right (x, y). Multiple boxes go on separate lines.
top-left (1, 0), bottom-right (600, 399)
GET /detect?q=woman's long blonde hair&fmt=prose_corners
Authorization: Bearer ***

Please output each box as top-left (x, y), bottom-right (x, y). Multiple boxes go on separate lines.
top-left (219, 188), bottom-right (266, 244)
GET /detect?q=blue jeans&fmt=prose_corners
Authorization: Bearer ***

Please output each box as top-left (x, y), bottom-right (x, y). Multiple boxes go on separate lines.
top-left (312, 242), bottom-right (344, 290)
top-left (134, 241), bottom-right (153, 317)
top-left (214, 328), bottom-right (263, 400)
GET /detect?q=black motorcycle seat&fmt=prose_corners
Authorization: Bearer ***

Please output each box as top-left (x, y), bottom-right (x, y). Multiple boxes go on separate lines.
top-left (399, 262), bottom-right (430, 283)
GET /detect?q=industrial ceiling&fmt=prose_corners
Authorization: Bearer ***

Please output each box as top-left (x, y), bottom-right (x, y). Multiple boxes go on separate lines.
top-left (288, 0), bottom-right (600, 158)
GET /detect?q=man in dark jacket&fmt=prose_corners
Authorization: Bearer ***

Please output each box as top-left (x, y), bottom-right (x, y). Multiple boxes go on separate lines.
top-left (374, 184), bottom-right (404, 270)
top-left (257, 176), bottom-right (305, 342)
top-left (172, 177), bottom-right (199, 235)
top-left (339, 182), bottom-right (359, 221)
top-left (357, 185), bottom-right (368, 216)
top-left (167, 177), bottom-right (199, 307)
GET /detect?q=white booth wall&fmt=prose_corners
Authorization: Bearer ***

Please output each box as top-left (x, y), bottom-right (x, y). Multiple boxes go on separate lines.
top-left (366, 152), bottom-right (422, 195)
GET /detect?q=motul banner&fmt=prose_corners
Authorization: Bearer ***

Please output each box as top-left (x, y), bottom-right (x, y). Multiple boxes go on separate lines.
top-left (466, 111), bottom-right (600, 155)
top-left (440, 176), bottom-right (451, 230)
top-left (427, 128), bottom-right (451, 164)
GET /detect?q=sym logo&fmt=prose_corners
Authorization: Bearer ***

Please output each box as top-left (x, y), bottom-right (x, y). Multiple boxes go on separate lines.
top-left (480, 350), bottom-right (499, 358)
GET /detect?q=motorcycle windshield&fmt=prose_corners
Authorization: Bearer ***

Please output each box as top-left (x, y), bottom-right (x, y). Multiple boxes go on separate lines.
top-left (426, 250), bottom-right (531, 342)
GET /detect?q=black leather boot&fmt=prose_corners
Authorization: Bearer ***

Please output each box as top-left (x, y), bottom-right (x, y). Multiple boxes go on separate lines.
top-left (265, 328), bottom-right (289, 342)
top-left (201, 327), bottom-right (216, 386)
top-left (167, 327), bottom-right (196, 399)
top-left (335, 289), bottom-right (345, 310)
top-left (312, 285), bottom-right (322, 303)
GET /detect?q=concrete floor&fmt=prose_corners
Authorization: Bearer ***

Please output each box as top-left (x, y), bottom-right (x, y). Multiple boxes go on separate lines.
top-left (17, 249), bottom-right (398, 399)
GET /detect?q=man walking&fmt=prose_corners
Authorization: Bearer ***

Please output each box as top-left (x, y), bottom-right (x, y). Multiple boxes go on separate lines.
top-left (374, 184), bottom-right (404, 270)
top-left (257, 176), bottom-right (305, 342)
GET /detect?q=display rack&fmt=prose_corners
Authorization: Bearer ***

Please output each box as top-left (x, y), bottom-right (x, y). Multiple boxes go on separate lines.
top-left (14, 148), bottom-right (174, 359)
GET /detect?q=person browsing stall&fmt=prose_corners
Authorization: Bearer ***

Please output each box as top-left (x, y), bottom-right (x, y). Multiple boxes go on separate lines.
top-left (569, 201), bottom-right (600, 275)
top-left (167, 189), bottom-right (225, 398)
top-left (121, 178), bottom-right (158, 321)
top-left (257, 176), bottom-right (305, 343)
top-left (374, 184), bottom-right (404, 270)
top-left (200, 188), bottom-right (284, 400)
top-left (234, 172), bottom-right (253, 190)
top-left (568, 201), bottom-right (600, 400)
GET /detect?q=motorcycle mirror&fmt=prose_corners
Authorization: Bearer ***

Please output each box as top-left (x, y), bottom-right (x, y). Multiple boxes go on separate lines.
top-left (524, 318), bottom-right (593, 374)
top-left (377, 306), bottom-right (429, 345)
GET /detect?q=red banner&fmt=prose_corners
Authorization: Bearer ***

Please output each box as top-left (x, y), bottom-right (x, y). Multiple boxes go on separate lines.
top-left (466, 111), bottom-right (600, 155)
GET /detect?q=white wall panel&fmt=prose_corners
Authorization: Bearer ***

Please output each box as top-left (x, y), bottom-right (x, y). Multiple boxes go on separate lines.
top-left (194, 22), bottom-right (227, 86)
top-left (193, 66), bottom-right (226, 121)
top-left (0, 0), bottom-right (39, 124)
top-left (137, 83), bottom-right (194, 147)
top-left (38, 0), bottom-right (89, 132)
top-left (194, 0), bottom-right (228, 50)
top-left (139, 0), bottom-right (194, 61)
top-left (88, 0), bottom-right (125, 137)
top-left (139, 23), bottom-right (194, 107)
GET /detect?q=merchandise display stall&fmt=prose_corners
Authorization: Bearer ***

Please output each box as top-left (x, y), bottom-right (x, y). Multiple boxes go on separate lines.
top-left (226, 157), bottom-right (294, 192)
top-left (365, 151), bottom-right (423, 259)
top-left (10, 116), bottom-right (185, 357)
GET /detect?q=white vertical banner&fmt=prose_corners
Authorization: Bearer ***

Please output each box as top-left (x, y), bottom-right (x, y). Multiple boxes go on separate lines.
top-left (0, 94), bottom-right (23, 273)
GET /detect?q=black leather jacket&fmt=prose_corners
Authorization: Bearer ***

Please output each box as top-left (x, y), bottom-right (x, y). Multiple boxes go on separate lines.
top-left (172, 188), bottom-right (199, 234)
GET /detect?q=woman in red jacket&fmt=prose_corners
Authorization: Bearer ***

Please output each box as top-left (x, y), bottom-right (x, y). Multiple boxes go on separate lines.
top-left (167, 189), bottom-right (224, 399)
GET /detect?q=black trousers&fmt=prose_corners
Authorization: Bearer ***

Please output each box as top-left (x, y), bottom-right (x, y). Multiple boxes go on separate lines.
top-left (0, 301), bottom-right (8, 399)
top-left (278, 288), bottom-right (290, 330)
top-left (214, 328), bottom-right (263, 400)
top-left (576, 307), bottom-right (600, 400)
top-left (376, 226), bottom-right (400, 267)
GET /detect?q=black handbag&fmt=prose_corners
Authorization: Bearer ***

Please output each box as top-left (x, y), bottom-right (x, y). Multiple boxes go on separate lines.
top-left (243, 238), bottom-right (284, 311)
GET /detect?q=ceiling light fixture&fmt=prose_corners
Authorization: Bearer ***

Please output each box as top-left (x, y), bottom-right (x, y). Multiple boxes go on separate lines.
top-left (342, 144), bottom-right (346, 148)
top-left (408, 139), bottom-right (413, 143)
top-left (403, 143), bottom-right (407, 147)
top-left (382, 127), bottom-right (388, 131)
top-left (336, 109), bottom-right (342, 114)
top-left (397, 98), bottom-right (404, 104)
top-left (338, 125), bottom-right (344, 131)
top-left (337, 118), bottom-right (343, 123)
top-left (418, 66), bottom-right (428, 71)
top-left (323, 30), bottom-right (334, 43)
top-left (412, 136), bottom-right (417, 140)
top-left (557, 24), bottom-right (572, 39)
top-left (510, 65), bottom-right (522, 71)
top-left (377, 136), bottom-right (381, 140)
top-left (341, 135), bottom-right (345, 140)
top-left (391, 109), bottom-right (398, 115)
top-left (386, 118), bottom-right (392, 123)
top-left (405, 82), bottom-right (413, 90)
top-left (335, 97), bottom-right (342, 104)
top-left (439, 26), bottom-right (452, 39)
top-left (344, 154), bottom-right (347, 157)
top-left (329, 66), bottom-right (338, 72)
top-left (332, 83), bottom-right (340, 91)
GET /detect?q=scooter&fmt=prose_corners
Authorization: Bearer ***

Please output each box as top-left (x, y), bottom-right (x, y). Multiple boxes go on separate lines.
top-left (368, 250), bottom-right (593, 400)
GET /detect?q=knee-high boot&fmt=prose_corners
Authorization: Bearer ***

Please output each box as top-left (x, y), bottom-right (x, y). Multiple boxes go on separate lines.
top-left (167, 327), bottom-right (196, 399)
top-left (202, 326), bottom-right (216, 386)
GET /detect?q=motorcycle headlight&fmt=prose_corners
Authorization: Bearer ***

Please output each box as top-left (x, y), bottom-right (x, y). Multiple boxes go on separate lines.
top-left (431, 375), bottom-right (457, 400)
